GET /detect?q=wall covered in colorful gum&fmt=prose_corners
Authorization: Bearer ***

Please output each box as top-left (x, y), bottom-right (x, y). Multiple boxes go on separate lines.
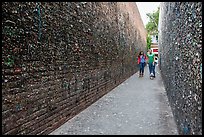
top-left (158, 2), bottom-right (202, 135)
top-left (2, 2), bottom-right (146, 135)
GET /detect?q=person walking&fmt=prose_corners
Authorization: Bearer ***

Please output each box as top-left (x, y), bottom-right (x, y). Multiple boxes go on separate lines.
top-left (137, 51), bottom-right (147, 77)
top-left (147, 49), bottom-right (156, 78)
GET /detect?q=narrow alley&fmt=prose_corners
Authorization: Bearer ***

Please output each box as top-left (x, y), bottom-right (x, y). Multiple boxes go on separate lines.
top-left (2, 2), bottom-right (202, 135)
top-left (50, 66), bottom-right (178, 135)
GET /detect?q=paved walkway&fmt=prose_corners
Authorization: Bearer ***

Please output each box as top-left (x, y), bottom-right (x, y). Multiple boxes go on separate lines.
top-left (50, 66), bottom-right (178, 135)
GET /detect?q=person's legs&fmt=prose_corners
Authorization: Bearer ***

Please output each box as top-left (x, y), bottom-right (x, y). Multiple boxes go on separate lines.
top-left (152, 63), bottom-right (156, 77)
top-left (148, 63), bottom-right (152, 75)
top-left (139, 63), bottom-right (142, 76)
top-left (149, 63), bottom-right (153, 75)
top-left (141, 63), bottom-right (145, 76)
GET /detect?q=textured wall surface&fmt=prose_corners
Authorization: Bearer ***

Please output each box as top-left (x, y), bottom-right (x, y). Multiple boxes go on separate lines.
top-left (2, 2), bottom-right (146, 135)
top-left (158, 2), bottom-right (202, 135)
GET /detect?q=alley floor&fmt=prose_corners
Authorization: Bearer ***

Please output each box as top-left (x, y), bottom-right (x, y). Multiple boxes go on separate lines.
top-left (50, 66), bottom-right (178, 135)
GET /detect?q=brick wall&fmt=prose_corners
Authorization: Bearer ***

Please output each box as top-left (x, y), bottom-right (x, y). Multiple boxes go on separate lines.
top-left (2, 2), bottom-right (146, 135)
top-left (158, 2), bottom-right (202, 135)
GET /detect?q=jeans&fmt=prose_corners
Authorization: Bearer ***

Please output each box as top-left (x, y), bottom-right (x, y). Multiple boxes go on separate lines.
top-left (139, 62), bottom-right (145, 74)
top-left (149, 62), bottom-right (155, 76)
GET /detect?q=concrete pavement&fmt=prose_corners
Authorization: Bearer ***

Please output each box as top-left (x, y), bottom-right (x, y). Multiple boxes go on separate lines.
top-left (50, 66), bottom-right (178, 135)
